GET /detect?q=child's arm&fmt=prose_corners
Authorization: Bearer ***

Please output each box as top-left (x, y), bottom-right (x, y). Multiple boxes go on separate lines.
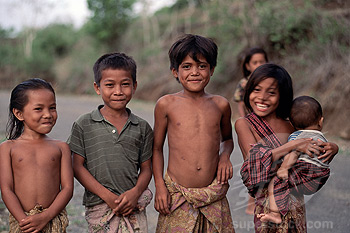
top-left (217, 99), bottom-right (234, 184)
top-left (73, 153), bottom-right (119, 209)
top-left (0, 141), bottom-right (27, 222)
top-left (152, 98), bottom-right (171, 215)
top-left (113, 159), bottom-right (152, 216)
top-left (19, 142), bottom-right (74, 232)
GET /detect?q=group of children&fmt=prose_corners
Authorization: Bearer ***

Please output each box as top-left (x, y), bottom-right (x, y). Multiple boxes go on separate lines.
top-left (0, 34), bottom-right (338, 233)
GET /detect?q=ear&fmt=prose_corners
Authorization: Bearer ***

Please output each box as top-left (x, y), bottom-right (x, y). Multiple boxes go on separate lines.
top-left (210, 67), bottom-right (215, 76)
top-left (13, 108), bottom-right (24, 121)
top-left (133, 81), bottom-right (137, 93)
top-left (171, 68), bottom-right (178, 79)
top-left (93, 82), bottom-right (101, 95)
top-left (318, 117), bottom-right (324, 129)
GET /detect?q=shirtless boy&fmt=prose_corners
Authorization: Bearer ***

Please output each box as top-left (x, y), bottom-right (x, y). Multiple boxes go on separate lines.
top-left (152, 34), bottom-right (235, 232)
top-left (0, 78), bottom-right (73, 232)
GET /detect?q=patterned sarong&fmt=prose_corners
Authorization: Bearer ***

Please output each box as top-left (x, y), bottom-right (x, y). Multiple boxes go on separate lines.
top-left (85, 188), bottom-right (152, 233)
top-left (156, 173), bottom-right (234, 233)
top-left (240, 113), bottom-right (307, 232)
top-left (9, 204), bottom-right (69, 233)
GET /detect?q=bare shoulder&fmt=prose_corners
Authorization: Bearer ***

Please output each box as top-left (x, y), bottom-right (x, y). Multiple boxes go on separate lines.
top-left (47, 138), bottom-right (70, 152)
top-left (210, 94), bottom-right (231, 110)
top-left (0, 140), bottom-right (14, 152)
top-left (235, 117), bottom-right (250, 132)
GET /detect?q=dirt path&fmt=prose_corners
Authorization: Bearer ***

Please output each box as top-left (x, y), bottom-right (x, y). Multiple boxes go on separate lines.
top-left (0, 91), bottom-right (349, 232)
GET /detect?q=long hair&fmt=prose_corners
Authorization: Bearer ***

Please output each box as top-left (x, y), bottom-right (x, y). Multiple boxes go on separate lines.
top-left (244, 63), bottom-right (293, 120)
top-left (6, 78), bottom-right (55, 140)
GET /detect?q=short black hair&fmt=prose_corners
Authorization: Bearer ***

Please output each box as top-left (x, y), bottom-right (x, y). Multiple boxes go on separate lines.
top-left (290, 96), bottom-right (323, 130)
top-left (93, 52), bottom-right (137, 86)
top-left (244, 63), bottom-right (293, 120)
top-left (168, 34), bottom-right (218, 71)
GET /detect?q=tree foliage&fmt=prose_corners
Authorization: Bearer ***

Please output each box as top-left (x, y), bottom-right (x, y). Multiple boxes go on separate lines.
top-left (86, 0), bottom-right (137, 48)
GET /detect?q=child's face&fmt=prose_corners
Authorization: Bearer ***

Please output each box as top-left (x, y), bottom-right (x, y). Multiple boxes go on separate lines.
top-left (172, 54), bottom-right (214, 94)
top-left (249, 77), bottom-right (280, 118)
top-left (14, 89), bottom-right (57, 135)
top-left (94, 68), bottom-right (136, 112)
top-left (246, 53), bottom-right (267, 73)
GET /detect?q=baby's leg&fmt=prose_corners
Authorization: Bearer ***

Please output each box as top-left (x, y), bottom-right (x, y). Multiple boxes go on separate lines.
top-left (257, 177), bottom-right (282, 224)
top-left (277, 151), bottom-right (299, 180)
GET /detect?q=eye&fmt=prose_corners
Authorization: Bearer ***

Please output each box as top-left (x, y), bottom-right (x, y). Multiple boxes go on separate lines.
top-left (122, 82), bottom-right (131, 86)
top-left (199, 64), bottom-right (208, 69)
top-left (105, 83), bottom-right (113, 87)
top-left (34, 107), bottom-right (42, 111)
top-left (50, 106), bottom-right (57, 110)
top-left (181, 64), bottom-right (190, 69)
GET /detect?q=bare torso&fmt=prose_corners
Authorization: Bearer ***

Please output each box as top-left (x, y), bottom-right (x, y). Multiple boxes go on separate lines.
top-left (162, 93), bottom-right (228, 188)
top-left (8, 138), bottom-right (62, 211)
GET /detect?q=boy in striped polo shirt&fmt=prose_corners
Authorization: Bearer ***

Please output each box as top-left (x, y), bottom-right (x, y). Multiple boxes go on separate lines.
top-left (68, 52), bottom-right (153, 232)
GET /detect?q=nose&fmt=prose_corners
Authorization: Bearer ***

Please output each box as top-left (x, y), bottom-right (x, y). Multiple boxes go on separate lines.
top-left (191, 66), bottom-right (199, 75)
top-left (114, 85), bottom-right (123, 95)
top-left (258, 91), bottom-right (268, 100)
top-left (43, 109), bottom-right (52, 118)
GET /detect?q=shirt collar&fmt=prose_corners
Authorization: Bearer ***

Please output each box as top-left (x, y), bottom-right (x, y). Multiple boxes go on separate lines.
top-left (92, 105), bottom-right (139, 125)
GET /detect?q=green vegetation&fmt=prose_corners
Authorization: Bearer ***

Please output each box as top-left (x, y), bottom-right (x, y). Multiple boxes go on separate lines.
top-left (0, 0), bottom-right (349, 137)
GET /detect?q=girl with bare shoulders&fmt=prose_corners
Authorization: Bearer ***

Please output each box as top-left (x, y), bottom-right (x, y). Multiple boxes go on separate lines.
top-left (152, 34), bottom-right (235, 232)
top-left (235, 64), bottom-right (338, 232)
top-left (0, 78), bottom-right (73, 232)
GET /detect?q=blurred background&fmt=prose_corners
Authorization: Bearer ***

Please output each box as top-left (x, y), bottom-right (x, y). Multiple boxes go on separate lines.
top-left (0, 1), bottom-right (350, 232)
top-left (0, 0), bottom-right (349, 138)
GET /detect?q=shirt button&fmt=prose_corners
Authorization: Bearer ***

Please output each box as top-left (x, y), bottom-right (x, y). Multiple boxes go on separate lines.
top-left (112, 129), bottom-right (116, 134)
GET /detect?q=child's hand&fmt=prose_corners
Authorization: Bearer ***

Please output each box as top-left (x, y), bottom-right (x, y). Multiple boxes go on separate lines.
top-left (277, 168), bottom-right (289, 180)
top-left (217, 154), bottom-right (233, 184)
top-left (317, 140), bottom-right (338, 163)
top-left (154, 183), bottom-right (171, 215)
top-left (19, 212), bottom-right (50, 233)
top-left (292, 138), bottom-right (321, 157)
top-left (113, 189), bottom-right (139, 216)
top-left (104, 192), bottom-right (119, 210)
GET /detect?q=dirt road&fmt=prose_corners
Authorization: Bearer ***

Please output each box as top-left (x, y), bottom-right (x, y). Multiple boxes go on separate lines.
top-left (0, 91), bottom-right (349, 232)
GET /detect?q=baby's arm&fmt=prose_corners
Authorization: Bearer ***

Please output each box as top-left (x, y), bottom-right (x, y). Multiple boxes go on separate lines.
top-left (277, 150), bottom-right (299, 180)
top-left (0, 141), bottom-right (27, 222)
top-left (19, 142), bottom-right (74, 232)
top-left (152, 98), bottom-right (171, 215)
top-left (217, 99), bottom-right (234, 184)
top-left (114, 159), bottom-right (152, 216)
top-left (73, 153), bottom-right (118, 209)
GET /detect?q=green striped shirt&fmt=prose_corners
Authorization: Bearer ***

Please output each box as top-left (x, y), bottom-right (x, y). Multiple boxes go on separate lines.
top-left (67, 106), bottom-right (153, 207)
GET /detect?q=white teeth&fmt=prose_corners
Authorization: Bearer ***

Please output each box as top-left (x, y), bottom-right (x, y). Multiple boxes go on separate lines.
top-left (256, 103), bottom-right (268, 109)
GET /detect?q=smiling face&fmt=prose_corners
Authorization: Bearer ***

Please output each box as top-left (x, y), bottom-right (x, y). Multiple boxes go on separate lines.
top-left (249, 77), bottom-right (280, 118)
top-left (172, 54), bottom-right (214, 95)
top-left (14, 88), bottom-right (57, 136)
top-left (94, 68), bottom-right (136, 113)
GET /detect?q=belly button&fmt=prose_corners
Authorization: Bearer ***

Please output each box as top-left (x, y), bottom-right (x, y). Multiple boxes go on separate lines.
top-left (197, 167), bottom-right (201, 171)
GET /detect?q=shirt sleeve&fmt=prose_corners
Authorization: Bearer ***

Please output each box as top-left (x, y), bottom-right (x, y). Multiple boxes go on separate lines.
top-left (67, 121), bottom-right (86, 158)
top-left (139, 122), bottom-right (153, 163)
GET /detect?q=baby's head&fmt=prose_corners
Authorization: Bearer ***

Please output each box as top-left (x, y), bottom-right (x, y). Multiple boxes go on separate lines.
top-left (168, 34), bottom-right (217, 75)
top-left (290, 96), bottom-right (323, 131)
top-left (93, 52), bottom-right (137, 87)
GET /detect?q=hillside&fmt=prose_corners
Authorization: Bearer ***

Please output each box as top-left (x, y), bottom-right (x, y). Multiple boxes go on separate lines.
top-left (122, 0), bottom-right (350, 139)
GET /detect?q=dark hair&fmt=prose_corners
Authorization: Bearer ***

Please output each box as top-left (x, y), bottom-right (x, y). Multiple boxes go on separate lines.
top-left (93, 52), bottom-right (137, 86)
top-left (290, 96), bottom-right (323, 130)
top-left (6, 78), bottom-right (56, 140)
top-left (168, 34), bottom-right (218, 72)
top-left (244, 63), bottom-right (293, 120)
top-left (242, 47), bottom-right (268, 78)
